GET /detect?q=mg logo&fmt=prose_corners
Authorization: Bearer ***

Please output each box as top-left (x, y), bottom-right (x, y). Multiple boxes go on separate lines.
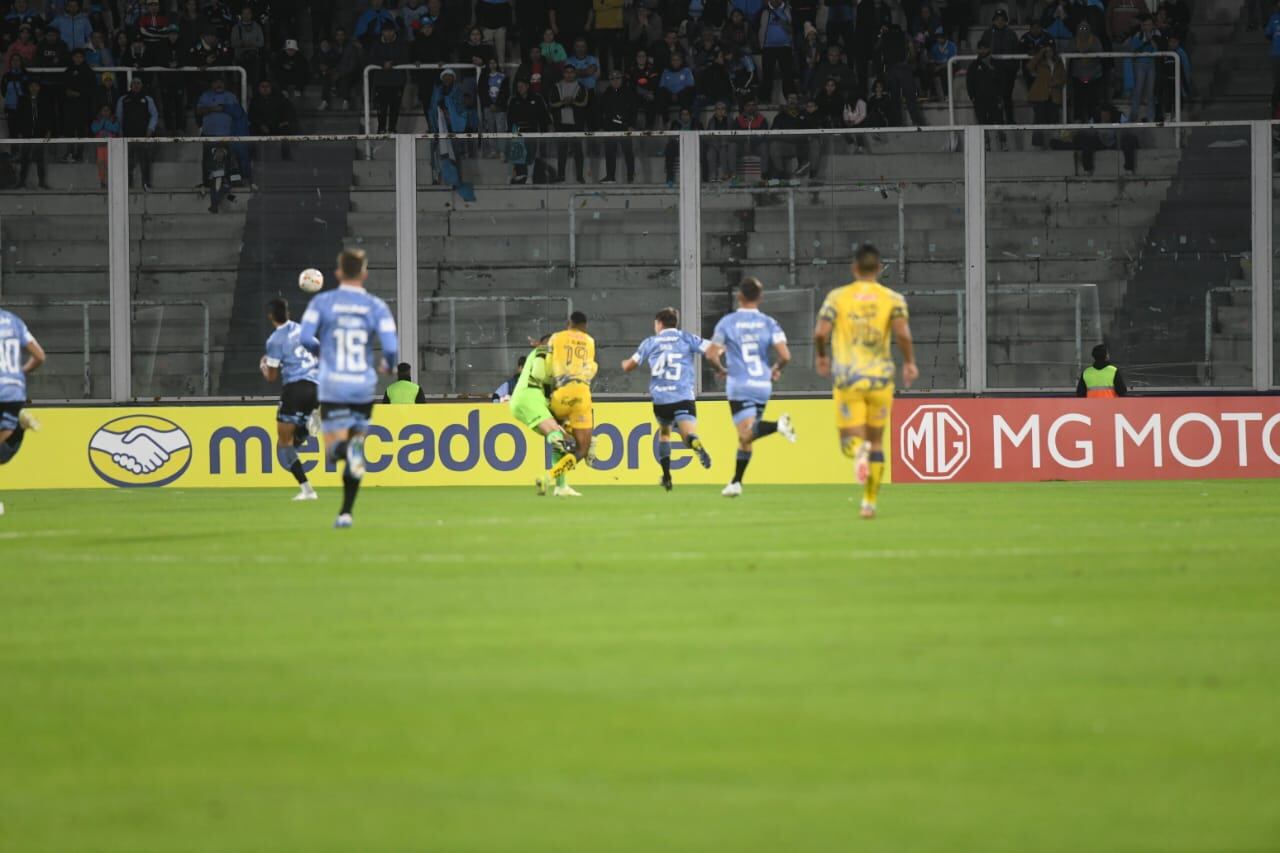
top-left (900, 404), bottom-right (971, 481)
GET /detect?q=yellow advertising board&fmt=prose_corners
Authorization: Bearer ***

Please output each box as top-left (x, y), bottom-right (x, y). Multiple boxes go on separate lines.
top-left (1, 400), bottom-right (888, 490)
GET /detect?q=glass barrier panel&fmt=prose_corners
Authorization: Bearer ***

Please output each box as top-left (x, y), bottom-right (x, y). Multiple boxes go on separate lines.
top-left (701, 128), bottom-right (965, 395)
top-left (129, 137), bottom-right (393, 398)
top-left (1, 140), bottom-right (110, 400)
top-left (1273, 123), bottom-right (1280, 386)
top-left (985, 125), bottom-right (1252, 390)
top-left (415, 132), bottom-right (679, 398)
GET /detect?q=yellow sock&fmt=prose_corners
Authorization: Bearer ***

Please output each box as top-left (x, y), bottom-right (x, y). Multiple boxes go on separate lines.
top-left (863, 451), bottom-right (885, 505)
top-left (841, 434), bottom-right (864, 460)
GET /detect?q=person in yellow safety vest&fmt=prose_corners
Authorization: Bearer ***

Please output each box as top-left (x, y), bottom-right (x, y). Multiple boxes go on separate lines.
top-left (382, 363), bottom-right (428, 404)
top-left (1076, 344), bottom-right (1127, 398)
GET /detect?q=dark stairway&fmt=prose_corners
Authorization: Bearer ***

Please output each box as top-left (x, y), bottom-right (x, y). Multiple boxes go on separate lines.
top-left (1108, 125), bottom-right (1253, 386)
top-left (217, 144), bottom-right (358, 396)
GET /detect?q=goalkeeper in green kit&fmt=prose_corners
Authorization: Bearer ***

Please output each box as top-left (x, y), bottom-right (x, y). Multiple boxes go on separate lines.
top-left (509, 339), bottom-right (577, 494)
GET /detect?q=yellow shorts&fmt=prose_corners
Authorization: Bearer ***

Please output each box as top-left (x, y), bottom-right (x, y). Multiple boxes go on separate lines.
top-left (834, 384), bottom-right (894, 431)
top-left (550, 384), bottom-right (594, 430)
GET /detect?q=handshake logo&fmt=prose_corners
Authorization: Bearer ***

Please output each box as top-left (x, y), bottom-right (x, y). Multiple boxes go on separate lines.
top-left (88, 415), bottom-right (193, 488)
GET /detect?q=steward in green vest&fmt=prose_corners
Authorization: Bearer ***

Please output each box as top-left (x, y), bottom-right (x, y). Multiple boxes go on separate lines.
top-left (1076, 344), bottom-right (1127, 399)
top-left (382, 363), bottom-right (427, 404)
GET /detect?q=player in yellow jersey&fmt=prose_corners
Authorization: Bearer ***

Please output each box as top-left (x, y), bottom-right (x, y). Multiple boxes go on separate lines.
top-left (545, 311), bottom-right (598, 497)
top-left (813, 243), bottom-right (919, 519)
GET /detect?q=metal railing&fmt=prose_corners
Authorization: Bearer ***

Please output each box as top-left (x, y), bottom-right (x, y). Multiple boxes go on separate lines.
top-left (990, 283), bottom-right (1102, 372)
top-left (903, 287), bottom-right (967, 384)
top-left (418, 295), bottom-right (573, 393)
top-left (569, 183), bottom-right (908, 290)
top-left (28, 65), bottom-right (249, 109)
top-left (946, 51), bottom-right (1182, 127)
top-left (3, 298), bottom-right (209, 398)
top-left (1204, 285), bottom-right (1252, 383)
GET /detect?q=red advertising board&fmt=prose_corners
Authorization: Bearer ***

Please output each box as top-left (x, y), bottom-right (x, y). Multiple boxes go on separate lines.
top-left (893, 397), bottom-right (1280, 482)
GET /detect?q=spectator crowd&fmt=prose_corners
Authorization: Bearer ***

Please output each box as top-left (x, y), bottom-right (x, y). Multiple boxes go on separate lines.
top-left (0, 0), bottom-right (1204, 190)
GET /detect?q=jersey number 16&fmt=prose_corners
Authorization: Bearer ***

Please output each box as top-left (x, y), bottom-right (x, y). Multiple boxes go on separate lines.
top-left (332, 328), bottom-right (369, 372)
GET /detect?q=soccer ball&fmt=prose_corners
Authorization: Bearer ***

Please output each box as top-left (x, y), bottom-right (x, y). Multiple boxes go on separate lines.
top-left (298, 268), bottom-right (324, 294)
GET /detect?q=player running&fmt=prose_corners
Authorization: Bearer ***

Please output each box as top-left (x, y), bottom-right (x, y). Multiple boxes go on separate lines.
top-left (508, 336), bottom-right (577, 496)
top-left (299, 249), bottom-right (398, 529)
top-left (621, 306), bottom-right (721, 490)
top-left (262, 298), bottom-right (321, 502)
top-left (545, 311), bottom-right (598, 497)
top-left (711, 277), bottom-right (796, 497)
top-left (0, 306), bottom-right (45, 516)
top-left (813, 243), bottom-right (918, 520)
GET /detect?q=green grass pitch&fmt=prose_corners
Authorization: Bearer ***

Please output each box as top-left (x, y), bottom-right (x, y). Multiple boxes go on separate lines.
top-left (1, 481), bottom-right (1278, 852)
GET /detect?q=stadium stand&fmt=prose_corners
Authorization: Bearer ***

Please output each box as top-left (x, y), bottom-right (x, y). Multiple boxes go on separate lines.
top-left (0, 0), bottom-right (1270, 399)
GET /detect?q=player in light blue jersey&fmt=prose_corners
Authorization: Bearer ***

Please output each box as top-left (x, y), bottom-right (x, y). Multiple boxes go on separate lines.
top-left (621, 306), bottom-right (723, 490)
top-left (262, 298), bottom-right (321, 502)
top-left (298, 249), bottom-right (398, 529)
top-left (710, 277), bottom-right (796, 497)
top-left (0, 307), bottom-right (46, 515)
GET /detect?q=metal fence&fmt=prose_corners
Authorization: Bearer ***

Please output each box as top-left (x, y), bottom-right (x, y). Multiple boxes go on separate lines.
top-left (0, 122), bottom-right (1273, 400)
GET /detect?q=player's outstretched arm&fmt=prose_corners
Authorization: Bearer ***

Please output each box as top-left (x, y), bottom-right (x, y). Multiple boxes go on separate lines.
top-left (23, 337), bottom-right (46, 375)
top-left (813, 317), bottom-right (832, 377)
top-left (892, 316), bottom-right (919, 388)
top-left (620, 356), bottom-right (639, 372)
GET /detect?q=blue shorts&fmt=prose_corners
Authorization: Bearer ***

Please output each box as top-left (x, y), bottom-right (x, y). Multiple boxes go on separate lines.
top-left (729, 399), bottom-right (768, 425)
top-left (320, 402), bottom-right (374, 433)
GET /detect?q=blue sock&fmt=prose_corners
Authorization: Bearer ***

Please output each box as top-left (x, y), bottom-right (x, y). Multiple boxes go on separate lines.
top-left (277, 445), bottom-right (299, 470)
top-left (658, 440), bottom-right (671, 477)
top-left (869, 450), bottom-right (885, 463)
top-left (277, 444), bottom-right (307, 485)
top-left (733, 449), bottom-right (752, 484)
top-left (0, 442), bottom-right (14, 464)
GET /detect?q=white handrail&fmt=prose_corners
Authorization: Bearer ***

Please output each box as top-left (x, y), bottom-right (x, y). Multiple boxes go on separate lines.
top-left (27, 64), bottom-right (249, 110)
top-left (0, 119), bottom-right (1247, 146)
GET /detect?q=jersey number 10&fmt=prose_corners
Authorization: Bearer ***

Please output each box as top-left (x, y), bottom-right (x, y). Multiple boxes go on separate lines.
top-left (0, 339), bottom-right (19, 375)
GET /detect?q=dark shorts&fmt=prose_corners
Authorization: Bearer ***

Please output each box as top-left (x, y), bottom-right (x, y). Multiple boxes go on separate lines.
top-left (320, 402), bottom-right (375, 433)
top-left (729, 399), bottom-right (768, 424)
top-left (277, 381), bottom-right (318, 428)
top-left (0, 401), bottom-right (22, 433)
top-left (653, 400), bottom-right (698, 426)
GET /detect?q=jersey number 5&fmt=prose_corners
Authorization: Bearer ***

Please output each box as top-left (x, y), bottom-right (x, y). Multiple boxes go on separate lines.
top-left (742, 341), bottom-right (766, 377)
top-left (332, 328), bottom-right (369, 372)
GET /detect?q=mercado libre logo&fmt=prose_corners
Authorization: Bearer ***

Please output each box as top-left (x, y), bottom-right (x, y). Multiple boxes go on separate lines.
top-left (87, 415), bottom-right (194, 488)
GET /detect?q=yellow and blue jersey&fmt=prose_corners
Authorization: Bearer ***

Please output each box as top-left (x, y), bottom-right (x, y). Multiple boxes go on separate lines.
top-left (547, 329), bottom-right (598, 387)
top-left (818, 281), bottom-right (908, 390)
